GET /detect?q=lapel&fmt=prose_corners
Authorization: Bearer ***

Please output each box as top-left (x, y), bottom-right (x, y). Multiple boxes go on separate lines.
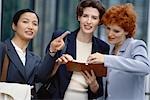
top-left (110, 38), bottom-right (133, 55)
top-left (67, 30), bottom-right (77, 59)
top-left (119, 38), bottom-right (133, 52)
top-left (91, 36), bottom-right (100, 53)
top-left (91, 36), bottom-right (109, 54)
top-left (5, 39), bottom-right (27, 80)
top-left (25, 50), bottom-right (36, 81)
top-left (64, 29), bottom-right (78, 78)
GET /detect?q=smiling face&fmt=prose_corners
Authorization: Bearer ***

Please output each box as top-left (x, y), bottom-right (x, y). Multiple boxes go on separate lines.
top-left (12, 12), bottom-right (39, 41)
top-left (106, 24), bottom-right (128, 46)
top-left (78, 7), bottom-right (100, 35)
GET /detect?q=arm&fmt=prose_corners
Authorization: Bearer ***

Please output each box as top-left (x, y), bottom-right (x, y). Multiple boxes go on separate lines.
top-left (88, 40), bottom-right (150, 75)
top-left (48, 54), bottom-right (74, 77)
top-left (36, 31), bottom-right (70, 81)
top-left (104, 40), bottom-right (150, 75)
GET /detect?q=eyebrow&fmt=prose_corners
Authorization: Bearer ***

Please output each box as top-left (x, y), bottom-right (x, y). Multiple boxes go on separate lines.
top-left (21, 18), bottom-right (38, 22)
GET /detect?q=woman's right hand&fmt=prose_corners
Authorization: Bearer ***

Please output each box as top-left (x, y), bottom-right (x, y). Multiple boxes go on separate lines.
top-left (50, 54), bottom-right (73, 76)
top-left (56, 54), bottom-right (74, 65)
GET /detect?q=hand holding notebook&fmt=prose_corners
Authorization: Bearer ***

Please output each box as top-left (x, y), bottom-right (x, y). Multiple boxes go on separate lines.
top-left (66, 60), bottom-right (107, 77)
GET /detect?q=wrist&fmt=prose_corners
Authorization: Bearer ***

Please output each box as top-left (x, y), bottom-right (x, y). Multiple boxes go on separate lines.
top-left (49, 50), bottom-right (56, 57)
top-left (90, 81), bottom-right (99, 93)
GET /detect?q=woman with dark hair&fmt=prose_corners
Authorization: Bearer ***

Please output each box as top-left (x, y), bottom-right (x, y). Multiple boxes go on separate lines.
top-left (46, 0), bottom-right (109, 99)
top-left (0, 9), bottom-right (65, 99)
top-left (87, 3), bottom-right (150, 100)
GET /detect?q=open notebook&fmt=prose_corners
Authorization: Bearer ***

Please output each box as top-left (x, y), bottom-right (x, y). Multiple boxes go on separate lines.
top-left (66, 61), bottom-right (107, 77)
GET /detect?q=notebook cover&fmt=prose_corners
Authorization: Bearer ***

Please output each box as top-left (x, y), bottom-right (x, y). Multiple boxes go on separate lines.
top-left (66, 61), bottom-right (107, 77)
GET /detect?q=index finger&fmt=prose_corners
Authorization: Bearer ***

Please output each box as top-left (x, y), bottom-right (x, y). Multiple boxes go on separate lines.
top-left (91, 70), bottom-right (96, 77)
top-left (59, 31), bottom-right (70, 39)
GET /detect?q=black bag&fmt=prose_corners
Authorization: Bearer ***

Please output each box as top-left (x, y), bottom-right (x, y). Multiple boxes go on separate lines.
top-left (36, 79), bottom-right (52, 99)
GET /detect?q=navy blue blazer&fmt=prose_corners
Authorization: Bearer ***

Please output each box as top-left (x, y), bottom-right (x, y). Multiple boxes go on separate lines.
top-left (47, 29), bottom-right (110, 99)
top-left (0, 39), bottom-right (56, 85)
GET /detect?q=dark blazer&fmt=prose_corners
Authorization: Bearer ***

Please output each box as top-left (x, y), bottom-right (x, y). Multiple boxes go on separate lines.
top-left (0, 39), bottom-right (56, 85)
top-left (47, 28), bottom-right (110, 99)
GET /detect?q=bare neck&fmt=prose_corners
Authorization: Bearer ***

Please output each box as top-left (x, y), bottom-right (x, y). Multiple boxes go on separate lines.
top-left (77, 31), bottom-right (93, 43)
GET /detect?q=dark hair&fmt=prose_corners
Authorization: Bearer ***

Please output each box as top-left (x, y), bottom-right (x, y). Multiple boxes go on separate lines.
top-left (76, 0), bottom-right (105, 25)
top-left (12, 9), bottom-right (39, 25)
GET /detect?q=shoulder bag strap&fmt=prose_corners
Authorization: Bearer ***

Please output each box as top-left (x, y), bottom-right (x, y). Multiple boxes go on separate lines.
top-left (0, 46), bottom-right (9, 81)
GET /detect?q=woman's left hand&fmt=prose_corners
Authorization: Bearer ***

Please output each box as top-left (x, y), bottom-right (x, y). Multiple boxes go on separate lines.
top-left (81, 70), bottom-right (99, 93)
top-left (56, 54), bottom-right (74, 65)
top-left (49, 31), bottom-right (70, 53)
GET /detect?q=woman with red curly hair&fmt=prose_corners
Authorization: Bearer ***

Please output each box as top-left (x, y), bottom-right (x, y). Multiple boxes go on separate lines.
top-left (87, 3), bottom-right (150, 100)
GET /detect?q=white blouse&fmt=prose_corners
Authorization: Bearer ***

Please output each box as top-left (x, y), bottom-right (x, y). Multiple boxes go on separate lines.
top-left (11, 40), bottom-right (26, 66)
top-left (64, 39), bottom-right (92, 100)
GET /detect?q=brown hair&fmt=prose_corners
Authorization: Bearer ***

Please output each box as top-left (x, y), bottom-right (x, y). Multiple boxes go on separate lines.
top-left (102, 3), bottom-right (137, 38)
top-left (76, 0), bottom-right (105, 25)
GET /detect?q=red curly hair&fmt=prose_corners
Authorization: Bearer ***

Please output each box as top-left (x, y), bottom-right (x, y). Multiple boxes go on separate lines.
top-left (102, 3), bottom-right (137, 38)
